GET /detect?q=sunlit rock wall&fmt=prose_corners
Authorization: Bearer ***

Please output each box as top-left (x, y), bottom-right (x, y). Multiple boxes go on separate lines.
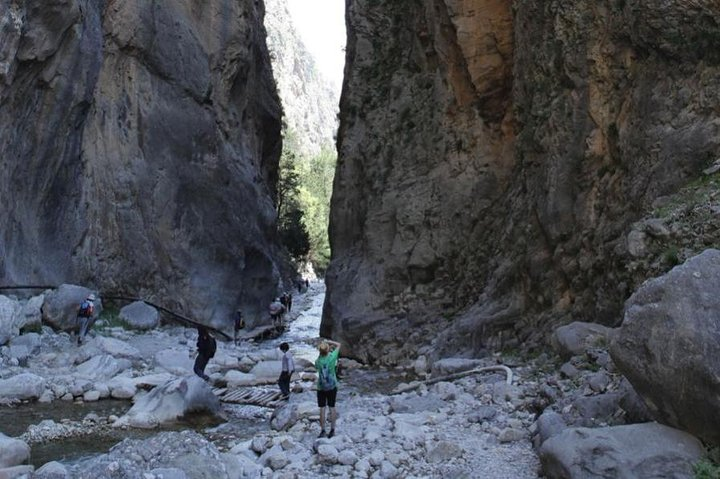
top-left (324, 0), bottom-right (720, 363)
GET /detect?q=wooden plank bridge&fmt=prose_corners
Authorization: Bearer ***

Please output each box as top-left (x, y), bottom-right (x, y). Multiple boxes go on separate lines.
top-left (213, 387), bottom-right (287, 408)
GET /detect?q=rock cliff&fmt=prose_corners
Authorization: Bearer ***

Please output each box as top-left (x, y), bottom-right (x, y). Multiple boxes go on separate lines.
top-left (0, 0), bottom-right (287, 326)
top-left (324, 0), bottom-right (720, 362)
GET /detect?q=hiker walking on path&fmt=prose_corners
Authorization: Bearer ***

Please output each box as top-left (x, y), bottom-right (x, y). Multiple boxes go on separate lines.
top-left (233, 309), bottom-right (245, 346)
top-left (278, 342), bottom-right (295, 399)
top-left (76, 294), bottom-right (96, 345)
top-left (194, 327), bottom-right (216, 381)
top-left (315, 339), bottom-right (341, 438)
top-left (269, 298), bottom-right (285, 327)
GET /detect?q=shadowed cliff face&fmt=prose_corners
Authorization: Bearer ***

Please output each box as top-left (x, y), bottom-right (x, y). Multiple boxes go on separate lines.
top-left (324, 0), bottom-right (720, 363)
top-left (0, 0), bottom-right (287, 326)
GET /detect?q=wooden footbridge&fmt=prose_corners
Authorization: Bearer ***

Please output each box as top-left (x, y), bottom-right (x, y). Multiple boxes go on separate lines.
top-left (213, 386), bottom-right (287, 408)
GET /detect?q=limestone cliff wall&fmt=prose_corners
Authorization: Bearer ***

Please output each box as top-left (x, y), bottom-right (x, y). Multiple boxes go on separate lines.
top-left (0, 0), bottom-right (288, 326)
top-left (324, 0), bottom-right (720, 362)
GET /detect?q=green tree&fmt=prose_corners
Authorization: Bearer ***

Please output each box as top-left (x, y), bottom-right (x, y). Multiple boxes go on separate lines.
top-left (277, 146), bottom-right (310, 260)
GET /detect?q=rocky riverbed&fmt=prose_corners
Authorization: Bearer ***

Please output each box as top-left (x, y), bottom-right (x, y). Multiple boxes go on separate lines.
top-left (0, 278), bottom-right (712, 478)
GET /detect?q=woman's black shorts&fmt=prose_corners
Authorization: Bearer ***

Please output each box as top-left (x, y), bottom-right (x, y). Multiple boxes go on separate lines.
top-left (317, 388), bottom-right (337, 407)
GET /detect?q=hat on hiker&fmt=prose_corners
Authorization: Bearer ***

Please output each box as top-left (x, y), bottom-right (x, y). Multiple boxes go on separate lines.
top-left (87, 294), bottom-right (96, 301)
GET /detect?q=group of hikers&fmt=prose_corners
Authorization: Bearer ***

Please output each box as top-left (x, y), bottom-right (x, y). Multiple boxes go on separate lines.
top-left (73, 279), bottom-right (341, 437)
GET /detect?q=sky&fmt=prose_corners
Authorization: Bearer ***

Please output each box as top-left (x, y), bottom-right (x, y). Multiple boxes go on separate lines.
top-left (286, 0), bottom-right (346, 90)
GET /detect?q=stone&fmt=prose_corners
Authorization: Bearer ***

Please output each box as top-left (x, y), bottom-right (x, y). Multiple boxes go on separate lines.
top-left (119, 301), bottom-right (160, 330)
top-left (14, 295), bottom-right (44, 332)
top-left (611, 249), bottom-right (720, 443)
top-left (224, 370), bottom-right (257, 388)
top-left (147, 469), bottom-right (187, 479)
top-left (617, 379), bottom-right (653, 424)
top-left (93, 336), bottom-right (141, 359)
top-left (571, 393), bottom-right (621, 426)
top-left (42, 285), bottom-right (101, 332)
top-left (534, 411), bottom-right (567, 447)
top-left (539, 423), bottom-right (703, 479)
top-left (498, 428), bottom-right (526, 443)
top-left (559, 363), bottom-right (579, 379)
top-left (0, 465), bottom-right (34, 478)
top-left (249, 360), bottom-right (283, 380)
top-left (0, 373), bottom-right (45, 400)
top-left (8, 333), bottom-right (41, 354)
top-left (154, 349), bottom-right (194, 376)
top-left (338, 450), bottom-right (359, 466)
top-left (317, 444), bottom-right (339, 465)
top-left (34, 461), bottom-right (70, 478)
top-left (76, 355), bottom-right (131, 380)
top-left (587, 371), bottom-right (610, 393)
top-left (114, 376), bottom-right (220, 428)
top-left (552, 322), bottom-right (613, 360)
top-left (389, 393), bottom-right (444, 414)
top-left (108, 377), bottom-right (136, 399)
top-left (0, 296), bottom-right (19, 346)
top-left (0, 433), bottom-right (30, 468)
top-left (468, 405), bottom-right (497, 423)
top-left (413, 355), bottom-right (428, 375)
top-left (83, 390), bottom-right (101, 402)
top-left (427, 441), bottom-right (463, 463)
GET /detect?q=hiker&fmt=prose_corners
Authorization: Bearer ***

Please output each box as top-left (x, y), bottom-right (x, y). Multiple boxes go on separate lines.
top-left (286, 292), bottom-right (293, 312)
top-left (233, 309), bottom-right (245, 346)
top-left (297, 280), bottom-right (302, 293)
top-left (278, 342), bottom-right (295, 399)
top-left (269, 298), bottom-right (285, 327)
top-left (315, 339), bottom-right (341, 438)
top-left (76, 294), bottom-right (96, 345)
top-left (305, 278), bottom-right (310, 289)
top-left (194, 326), bottom-right (216, 381)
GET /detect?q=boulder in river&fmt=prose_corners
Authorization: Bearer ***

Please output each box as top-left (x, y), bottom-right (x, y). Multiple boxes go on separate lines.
top-left (0, 433), bottom-right (30, 468)
top-left (119, 301), bottom-right (160, 330)
top-left (114, 376), bottom-right (220, 428)
top-left (610, 249), bottom-right (720, 444)
top-left (0, 373), bottom-right (46, 401)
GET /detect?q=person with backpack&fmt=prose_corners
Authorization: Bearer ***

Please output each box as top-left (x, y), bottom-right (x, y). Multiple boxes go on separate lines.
top-left (315, 339), bottom-right (341, 438)
top-left (233, 309), bottom-right (245, 346)
top-left (269, 298), bottom-right (285, 327)
top-left (194, 326), bottom-right (216, 381)
top-left (278, 342), bottom-right (295, 399)
top-left (76, 294), bottom-right (96, 345)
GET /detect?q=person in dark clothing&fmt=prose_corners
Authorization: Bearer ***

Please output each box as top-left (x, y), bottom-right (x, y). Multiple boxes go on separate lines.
top-left (76, 294), bottom-right (96, 345)
top-left (287, 293), bottom-right (293, 312)
top-left (233, 310), bottom-right (245, 346)
top-left (194, 327), bottom-right (216, 381)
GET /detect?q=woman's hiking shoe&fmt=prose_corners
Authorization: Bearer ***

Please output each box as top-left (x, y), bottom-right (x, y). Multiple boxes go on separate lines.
top-left (327, 429), bottom-right (335, 438)
top-left (318, 430), bottom-right (326, 438)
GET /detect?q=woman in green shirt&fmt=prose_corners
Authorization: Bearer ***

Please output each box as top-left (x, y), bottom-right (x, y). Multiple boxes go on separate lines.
top-left (315, 340), bottom-right (341, 438)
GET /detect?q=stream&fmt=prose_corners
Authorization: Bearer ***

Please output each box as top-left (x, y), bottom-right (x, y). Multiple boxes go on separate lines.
top-left (0, 282), bottom-right (410, 469)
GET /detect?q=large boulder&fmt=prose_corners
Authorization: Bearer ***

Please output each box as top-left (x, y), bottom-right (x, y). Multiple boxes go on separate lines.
top-left (15, 294), bottom-right (44, 331)
top-left (42, 285), bottom-right (101, 331)
top-left (551, 322), bottom-right (613, 360)
top-left (0, 296), bottom-right (20, 346)
top-left (610, 249), bottom-right (720, 444)
top-left (114, 376), bottom-right (220, 428)
top-left (0, 433), bottom-right (30, 468)
top-left (75, 355), bottom-right (131, 381)
top-left (0, 373), bottom-right (46, 401)
top-left (539, 423), bottom-right (703, 478)
top-left (119, 301), bottom-right (160, 330)
top-left (154, 349), bottom-right (195, 376)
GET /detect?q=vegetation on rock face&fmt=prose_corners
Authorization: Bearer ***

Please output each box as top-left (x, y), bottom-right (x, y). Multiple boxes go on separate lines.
top-left (277, 129), bottom-right (335, 272)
